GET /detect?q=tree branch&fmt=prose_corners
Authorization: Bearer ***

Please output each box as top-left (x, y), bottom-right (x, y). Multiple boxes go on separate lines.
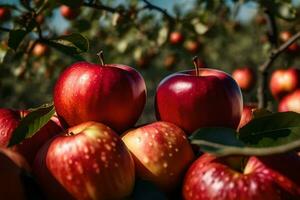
top-left (141, 0), bottom-right (174, 21)
top-left (264, 8), bottom-right (278, 48)
top-left (257, 31), bottom-right (300, 108)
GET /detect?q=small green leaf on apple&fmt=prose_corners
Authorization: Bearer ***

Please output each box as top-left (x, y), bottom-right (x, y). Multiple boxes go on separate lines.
top-left (8, 103), bottom-right (55, 147)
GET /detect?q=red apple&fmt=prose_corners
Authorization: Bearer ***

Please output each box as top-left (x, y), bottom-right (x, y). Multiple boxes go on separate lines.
top-left (0, 7), bottom-right (10, 21)
top-left (232, 67), bottom-right (256, 91)
top-left (0, 108), bottom-right (63, 165)
top-left (53, 57), bottom-right (146, 133)
top-left (122, 121), bottom-right (194, 191)
top-left (163, 54), bottom-right (177, 70)
top-left (170, 31), bottom-right (184, 45)
top-left (155, 63), bottom-right (243, 134)
top-left (183, 153), bottom-right (300, 200)
top-left (0, 148), bottom-right (30, 200)
top-left (33, 43), bottom-right (49, 57)
top-left (278, 89), bottom-right (300, 113)
top-left (34, 121), bottom-right (135, 200)
top-left (184, 40), bottom-right (200, 54)
top-left (60, 5), bottom-right (80, 20)
top-left (279, 31), bottom-right (299, 53)
top-left (238, 104), bottom-right (257, 129)
top-left (280, 31), bottom-right (292, 42)
top-left (269, 68), bottom-right (300, 100)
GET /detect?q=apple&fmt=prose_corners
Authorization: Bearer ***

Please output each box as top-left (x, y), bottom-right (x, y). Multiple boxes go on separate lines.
top-left (33, 121), bottom-right (135, 200)
top-left (33, 43), bottom-right (49, 57)
top-left (280, 31), bottom-right (292, 42)
top-left (182, 153), bottom-right (300, 200)
top-left (35, 14), bottom-right (44, 24)
top-left (232, 67), bottom-right (256, 91)
top-left (163, 54), bottom-right (177, 70)
top-left (0, 108), bottom-right (63, 165)
top-left (155, 58), bottom-right (243, 134)
top-left (122, 121), bottom-right (194, 191)
top-left (255, 15), bottom-right (267, 25)
top-left (60, 5), bottom-right (80, 20)
top-left (279, 31), bottom-right (300, 53)
top-left (269, 68), bottom-right (300, 100)
top-left (0, 7), bottom-right (10, 21)
top-left (0, 148), bottom-right (30, 200)
top-left (278, 89), bottom-right (300, 113)
top-left (53, 53), bottom-right (147, 133)
top-left (170, 31), bottom-right (184, 45)
top-left (238, 104), bottom-right (257, 129)
top-left (184, 40), bottom-right (200, 54)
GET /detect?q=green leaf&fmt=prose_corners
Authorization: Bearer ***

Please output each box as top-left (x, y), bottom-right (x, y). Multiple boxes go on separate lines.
top-left (8, 103), bottom-right (55, 147)
top-left (8, 29), bottom-right (28, 50)
top-left (190, 113), bottom-right (300, 156)
top-left (252, 108), bottom-right (272, 119)
top-left (50, 33), bottom-right (89, 53)
top-left (239, 112), bottom-right (300, 144)
top-left (190, 127), bottom-right (243, 147)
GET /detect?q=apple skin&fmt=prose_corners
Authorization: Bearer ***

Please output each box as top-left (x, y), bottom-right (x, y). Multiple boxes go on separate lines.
top-left (278, 89), bottom-right (300, 113)
top-left (269, 68), bottom-right (300, 100)
top-left (238, 104), bottom-right (257, 129)
top-left (0, 108), bottom-right (63, 165)
top-left (34, 121), bottom-right (135, 200)
top-left (182, 153), bottom-right (300, 200)
top-left (163, 54), bottom-right (177, 70)
top-left (184, 40), bottom-right (200, 54)
top-left (170, 31), bottom-right (184, 45)
top-left (279, 31), bottom-right (300, 53)
top-left (60, 5), bottom-right (80, 20)
top-left (122, 121), bottom-right (195, 191)
top-left (0, 148), bottom-right (30, 200)
top-left (53, 61), bottom-right (146, 133)
top-left (0, 7), bottom-right (10, 21)
top-left (232, 67), bottom-right (256, 91)
top-left (155, 69), bottom-right (243, 134)
top-left (33, 43), bottom-right (49, 57)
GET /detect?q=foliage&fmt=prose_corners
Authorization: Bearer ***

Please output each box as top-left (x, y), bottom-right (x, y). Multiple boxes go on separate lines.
top-left (0, 0), bottom-right (300, 124)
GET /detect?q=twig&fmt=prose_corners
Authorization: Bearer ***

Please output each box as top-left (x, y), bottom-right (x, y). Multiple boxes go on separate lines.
top-left (141, 0), bottom-right (174, 21)
top-left (264, 8), bottom-right (278, 48)
top-left (257, 31), bottom-right (300, 108)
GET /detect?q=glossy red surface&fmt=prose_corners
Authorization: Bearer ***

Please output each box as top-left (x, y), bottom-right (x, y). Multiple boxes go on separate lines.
top-left (0, 108), bottom-right (62, 165)
top-left (278, 89), bottom-right (300, 113)
top-left (122, 121), bottom-right (195, 191)
top-left (269, 68), bottom-right (300, 100)
top-left (155, 69), bottom-right (243, 134)
top-left (54, 62), bottom-right (146, 133)
top-left (232, 67), bottom-right (255, 91)
top-left (34, 122), bottom-right (135, 200)
top-left (183, 153), bottom-right (300, 200)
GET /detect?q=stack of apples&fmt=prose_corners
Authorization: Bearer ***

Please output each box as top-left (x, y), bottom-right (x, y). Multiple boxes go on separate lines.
top-left (0, 53), bottom-right (299, 200)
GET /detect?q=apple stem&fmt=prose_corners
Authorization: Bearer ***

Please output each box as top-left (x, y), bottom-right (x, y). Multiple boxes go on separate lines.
top-left (193, 56), bottom-right (200, 76)
top-left (97, 51), bottom-right (105, 66)
top-left (67, 131), bottom-right (75, 136)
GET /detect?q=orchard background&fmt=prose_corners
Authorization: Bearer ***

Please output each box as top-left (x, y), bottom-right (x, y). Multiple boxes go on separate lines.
top-left (0, 0), bottom-right (300, 124)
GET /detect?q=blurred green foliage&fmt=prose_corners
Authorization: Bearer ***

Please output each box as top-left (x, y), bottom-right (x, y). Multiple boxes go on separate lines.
top-left (0, 0), bottom-right (299, 125)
